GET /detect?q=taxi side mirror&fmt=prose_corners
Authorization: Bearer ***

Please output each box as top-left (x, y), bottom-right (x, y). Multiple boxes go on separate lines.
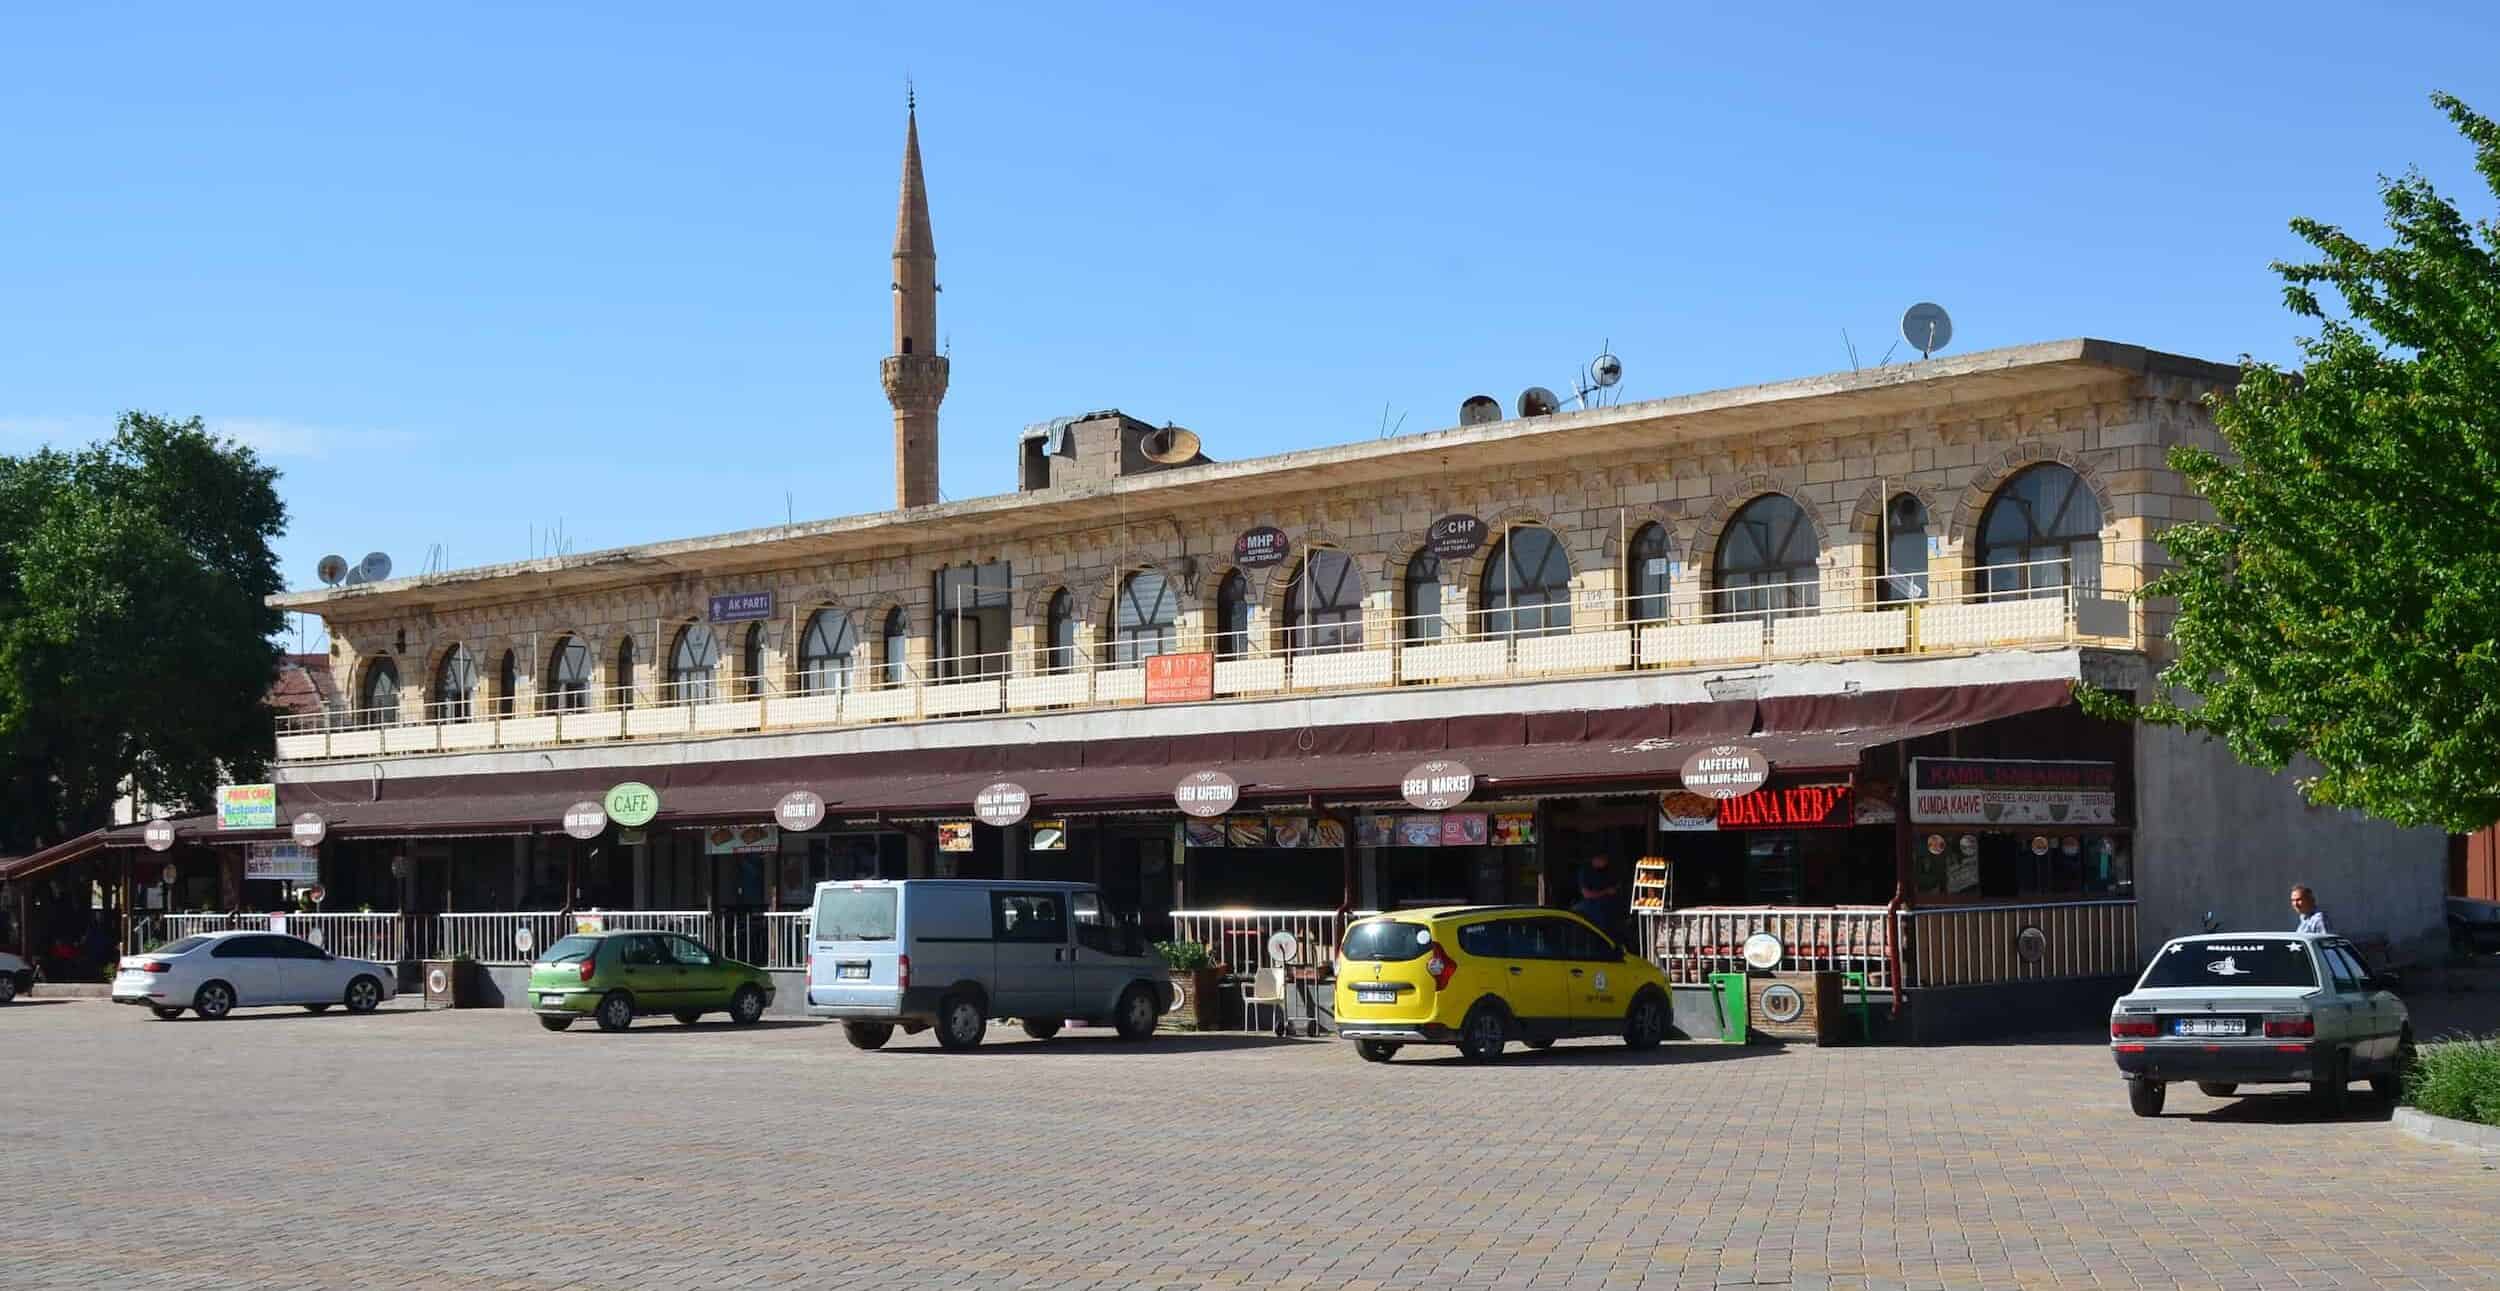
top-left (2368, 969), bottom-right (2402, 992)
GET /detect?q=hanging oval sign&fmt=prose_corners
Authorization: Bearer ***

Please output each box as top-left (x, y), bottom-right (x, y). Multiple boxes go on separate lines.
top-left (561, 800), bottom-right (609, 840)
top-left (1678, 744), bottom-right (1770, 800)
top-left (143, 820), bottom-right (177, 853)
top-left (1234, 526), bottom-right (1290, 570)
top-left (1401, 759), bottom-right (1476, 811)
top-left (776, 790), bottom-right (827, 833)
top-left (1424, 513), bottom-right (1487, 560)
top-left (291, 812), bottom-right (327, 848)
top-left (603, 782), bottom-right (659, 829)
top-left (973, 782), bottom-right (1032, 828)
top-left (1175, 769), bottom-right (1239, 818)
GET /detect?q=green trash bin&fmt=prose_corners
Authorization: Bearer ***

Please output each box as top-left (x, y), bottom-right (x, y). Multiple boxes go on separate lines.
top-left (1708, 971), bottom-right (1748, 1044)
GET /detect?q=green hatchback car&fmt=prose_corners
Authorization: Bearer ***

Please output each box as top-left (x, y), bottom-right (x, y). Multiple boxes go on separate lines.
top-left (528, 931), bottom-right (774, 1032)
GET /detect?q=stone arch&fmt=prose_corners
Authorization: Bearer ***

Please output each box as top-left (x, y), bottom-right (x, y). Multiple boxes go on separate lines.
top-left (787, 603), bottom-right (865, 692)
top-left (1448, 506), bottom-right (1565, 602)
top-left (858, 599), bottom-right (910, 687)
top-left (1689, 475), bottom-right (1827, 577)
top-left (1091, 561), bottom-right (1190, 658)
top-left (1592, 502), bottom-right (1685, 563)
top-left (1844, 479), bottom-right (1948, 542)
top-left (1946, 442), bottom-right (2116, 549)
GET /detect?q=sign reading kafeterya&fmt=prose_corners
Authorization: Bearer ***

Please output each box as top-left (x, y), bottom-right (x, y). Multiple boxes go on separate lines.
top-left (1909, 758), bottom-right (2117, 827)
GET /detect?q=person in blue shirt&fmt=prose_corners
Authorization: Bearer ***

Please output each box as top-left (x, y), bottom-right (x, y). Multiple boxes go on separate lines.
top-left (1574, 853), bottom-right (1627, 939)
top-left (2291, 884), bottom-right (2331, 933)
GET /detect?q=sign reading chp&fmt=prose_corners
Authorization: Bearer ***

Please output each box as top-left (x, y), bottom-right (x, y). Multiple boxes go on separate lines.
top-left (603, 782), bottom-right (659, 829)
top-left (143, 820), bottom-right (176, 853)
top-left (776, 790), bottom-right (827, 832)
top-left (1424, 513), bottom-right (1487, 560)
top-left (973, 782), bottom-right (1032, 828)
top-left (1400, 759), bottom-right (1475, 811)
top-left (291, 812), bottom-right (327, 848)
top-left (1175, 769), bottom-right (1238, 818)
top-left (1678, 744), bottom-right (1770, 800)
top-left (562, 801), bottom-right (608, 840)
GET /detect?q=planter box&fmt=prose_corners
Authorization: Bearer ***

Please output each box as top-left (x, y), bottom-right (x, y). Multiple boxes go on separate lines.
top-left (420, 958), bottom-right (484, 1009)
top-left (1165, 968), bottom-right (1230, 1031)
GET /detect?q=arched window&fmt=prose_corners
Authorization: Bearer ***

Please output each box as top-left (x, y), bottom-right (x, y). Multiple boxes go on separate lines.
top-left (741, 624), bottom-right (766, 699)
top-left (496, 649), bottom-right (518, 718)
top-left (1977, 464), bottom-right (2103, 598)
top-left (431, 646), bottom-right (475, 722)
top-left (1402, 553), bottom-right (1442, 644)
top-left (1043, 589), bottom-right (1077, 673)
top-left (881, 608), bottom-right (909, 687)
top-left (545, 636), bottom-right (591, 713)
top-left (1282, 550), bottom-right (1364, 654)
top-left (1214, 573), bottom-right (1251, 659)
top-left (1712, 495), bottom-right (1820, 622)
top-left (359, 657), bottom-right (401, 726)
top-left (1880, 494), bottom-right (1930, 604)
top-left (614, 637), bottom-right (637, 710)
top-left (1477, 525), bottom-right (1573, 638)
top-left (669, 624), bottom-right (719, 703)
top-left (798, 611), bottom-right (857, 695)
top-left (1627, 523), bottom-right (1672, 622)
top-left (1112, 570), bottom-right (1178, 663)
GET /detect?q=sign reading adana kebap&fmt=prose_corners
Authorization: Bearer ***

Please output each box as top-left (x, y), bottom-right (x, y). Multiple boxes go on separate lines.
top-left (1677, 745), bottom-right (1769, 800)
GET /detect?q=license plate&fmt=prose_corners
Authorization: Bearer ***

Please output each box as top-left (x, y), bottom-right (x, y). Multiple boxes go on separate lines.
top-left (2174, 1017), bottom-right (2246, 1037)
top-left (539, 993), bottom-right (564, 1006)
top-left (1355, 988), bottom-right (1397, 1004)
top-left (837, 963), bottom-right (870, 980)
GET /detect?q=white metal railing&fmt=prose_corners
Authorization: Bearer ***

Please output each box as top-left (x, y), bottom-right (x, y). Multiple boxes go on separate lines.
top-left (158, 913), bottom-right (407, 963)
top-left (1904, 899), bottom-right (2138, 987)
top-left (716, 911), bottom-right (811, 969)
top-left (1644, 906), bottom-right (1900, 989)
top-left (1167, 909), bottom-right (1379, 977)
top-left (277, 560), bottom-right (2128, 760)
top-left (428, 912), bottom-right (576, 965)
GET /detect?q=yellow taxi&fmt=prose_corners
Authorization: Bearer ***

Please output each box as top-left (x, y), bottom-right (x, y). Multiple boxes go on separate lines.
top-left (1332, 906), bottom-right (1672, 1062)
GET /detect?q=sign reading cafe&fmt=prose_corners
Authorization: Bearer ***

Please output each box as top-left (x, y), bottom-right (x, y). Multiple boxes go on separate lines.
top-left (1909, 758), bottom-right (2117, 826)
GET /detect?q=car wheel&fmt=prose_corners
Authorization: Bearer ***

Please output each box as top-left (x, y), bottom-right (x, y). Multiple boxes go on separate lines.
top-left (2195, 1082), bottom-right (2239, 1099)
top-left (1113, 985), bottom-right (1158, 1042)
top-left (344, 975), bottom-right (383, 1014)
top-left (1021, 1018), bottom-right (1064, 1040)
top-left (0, 974), bottom-right (16, 1004)
top-left (1624, 991), bottom-right (1671, 1052)
top-left (729, 985), bottom-right (766, 1026)
top-left (1356, 1039), bottom-right (1400, 1063)
top-left (594, 991), bottom-right (635, 1033)
top-left (1456, 1002), bottom-right (1509, 1063)
top-left (673, 1010), bottom-right (704, 1025)
top-left (935, 994), bottom-right (987, 1050)
top-left (2311, 1049), bottom-right (2349, 1113)
top-left (537, 1014), bottom-right (575, 1032)
top-left (193, 981), bottom-right (234, 1021)
top-left (150, 1006), bottom-right (185, 1021)
top-left (2127, 1078), bottom-right (2165, 1118)
top-left (843, 1021), bottom-right (894, 1050)
top-left (302, 1003), bottom-right (332, 1013)
top-left (2370, 1029), bottom-right (2417, 1101)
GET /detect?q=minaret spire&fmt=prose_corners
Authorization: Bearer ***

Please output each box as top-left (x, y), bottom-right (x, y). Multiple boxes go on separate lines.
top-left (882, 88), bottom-right (947, 509)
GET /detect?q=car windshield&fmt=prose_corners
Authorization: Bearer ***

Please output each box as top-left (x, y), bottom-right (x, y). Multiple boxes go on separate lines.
top-left (814, 887), bottom-right (898, 942)
top-left (153, 935), bottom-right (212, 955)
top-left (2138, 940), bottom-right (2317, 989)
top-left (1341, 920), bottom-right (1432, 962)
top-left (540, 935), bottom-right (600, 966)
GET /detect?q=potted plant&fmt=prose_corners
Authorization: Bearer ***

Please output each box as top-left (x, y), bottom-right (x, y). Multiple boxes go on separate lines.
top-left (1154, 940), bottom-right (1228, 1031)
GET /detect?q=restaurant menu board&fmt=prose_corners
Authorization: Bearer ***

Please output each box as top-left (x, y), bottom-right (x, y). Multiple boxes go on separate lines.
top-left (703, 825), bottom-right (779, 855)
top-left (1490, 812), bottom-right (1535, 846)
top-left (1910, 758), bottom-right (2118, 826)
top-left (1440, 813), bottom-right (1489, 846)
top-left (1030, 820), bottom-right (1066, 851)
top-left (937, 821), bottom-right (975, 852)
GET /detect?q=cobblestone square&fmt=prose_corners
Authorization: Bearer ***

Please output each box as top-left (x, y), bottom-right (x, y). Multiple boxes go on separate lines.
top-left (5, 999), bottom-right (2497, 1290)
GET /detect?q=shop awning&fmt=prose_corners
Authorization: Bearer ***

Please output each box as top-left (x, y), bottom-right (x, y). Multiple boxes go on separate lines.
top-left (224, 677), bottom-right (2077, 840)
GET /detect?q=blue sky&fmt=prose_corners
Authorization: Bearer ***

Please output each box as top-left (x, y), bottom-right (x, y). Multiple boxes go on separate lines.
top-left (4, 3), bottom-right (2497, 641)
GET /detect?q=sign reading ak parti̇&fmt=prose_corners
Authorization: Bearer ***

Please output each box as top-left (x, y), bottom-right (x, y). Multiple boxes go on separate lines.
top-left (604, 781), bottom-right (660, 828)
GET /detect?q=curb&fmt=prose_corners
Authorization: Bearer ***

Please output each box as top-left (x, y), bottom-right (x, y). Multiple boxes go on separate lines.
top-left (28, 983), bottom-right (113, 998)
top-left (2394, 1106), bottom-right (2500, 1155)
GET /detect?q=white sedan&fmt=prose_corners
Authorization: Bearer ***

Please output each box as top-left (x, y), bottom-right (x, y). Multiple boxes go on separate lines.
top-left (2110, 932), bottom-right (2412, 1116)
top-left (113, 930), bottom-right (397, 1020)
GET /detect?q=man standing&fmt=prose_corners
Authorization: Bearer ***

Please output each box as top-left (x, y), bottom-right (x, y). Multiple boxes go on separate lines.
top-left (2290, 884), bottom-right (2332, 933)
top-left (1575, 853), bottom-right (1627, 940)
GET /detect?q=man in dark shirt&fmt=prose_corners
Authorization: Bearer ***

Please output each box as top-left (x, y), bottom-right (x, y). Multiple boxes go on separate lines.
top-left (1574, 853), bottom-right (1627, 940)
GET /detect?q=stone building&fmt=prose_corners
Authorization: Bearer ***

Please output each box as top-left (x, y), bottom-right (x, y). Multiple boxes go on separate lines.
top-left (5, 104), bottom-right (2443, 1036)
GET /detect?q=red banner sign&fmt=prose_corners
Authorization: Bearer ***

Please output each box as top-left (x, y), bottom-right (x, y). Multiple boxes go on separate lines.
top-left (1661, 783), bottom-right (1854, 831)
top-left (1144, 651), bottom-right (1215, 704)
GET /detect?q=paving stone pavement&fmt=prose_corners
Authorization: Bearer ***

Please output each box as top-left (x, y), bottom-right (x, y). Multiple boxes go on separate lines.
top-left (4, 998), bottom-right (2498, 1290)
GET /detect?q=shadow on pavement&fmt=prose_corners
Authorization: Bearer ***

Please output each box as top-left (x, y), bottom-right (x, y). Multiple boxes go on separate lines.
top-left (158, 1007), bottom-right (435, 1023)
top-left (877, 1032), bottom-right (1309, 1055)
top-left (2, 999), bottom-right (81, 1008)
top-left (556, 1019), bottom-right (824, 1035)
top-left (2190, 1090), bottom-right (2398, 1125)
top-left (1394, 1041), bottom-right (1779, 1068)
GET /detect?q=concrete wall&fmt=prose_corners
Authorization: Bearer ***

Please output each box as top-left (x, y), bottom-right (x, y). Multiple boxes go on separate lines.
top-left (2134, 724), bottom-right (2445, 962)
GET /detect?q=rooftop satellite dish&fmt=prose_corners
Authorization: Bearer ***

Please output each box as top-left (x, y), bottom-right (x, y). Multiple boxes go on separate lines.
top-left (1137, 424), bottom-right (1201, 465)
top-left (1458, 395), bottom-right (1502, 427)
top-left (316, 554), bottom-right (349, 587)
top-left (358, 551), bottom-right (393, 583)
top-left (1590, 353), bottom-right (1623, 388)
top-left (1901, 302), bottom-right (1954, 359)
top-left (1517, 387), bottom-right (1560, 418)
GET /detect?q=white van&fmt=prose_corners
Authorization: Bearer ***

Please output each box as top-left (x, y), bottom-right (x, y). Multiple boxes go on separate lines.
top-left (805, 879), bottom-right (1170, 1051)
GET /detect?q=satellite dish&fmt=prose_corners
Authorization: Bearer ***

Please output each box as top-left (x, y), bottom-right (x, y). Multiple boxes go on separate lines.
top-left (1517, 387), bottom-right (1560, 418)
top-left (1266, 930), bottom-right (1300, 966)
top-left (1590, 353), bottom-right (1623, 388)
top-left (1458, 395), bottom-right (1502, 427)
top-left (316, 554), bottom-right (349, 586)
top-left (359, 552), bottom-right (393, 583)
top-left (1138, 424), bottom-right (1201, 465)
top-left (341, 566), bottom-right (368, 587)
top-left (1901, 302), bottom-right (1953, 359)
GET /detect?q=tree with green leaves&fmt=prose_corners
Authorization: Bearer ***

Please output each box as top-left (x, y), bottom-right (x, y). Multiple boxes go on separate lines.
top-left (0, 413), bottom-right (286, 851)
top-left (2090, 93), bottom-right (2500, 833)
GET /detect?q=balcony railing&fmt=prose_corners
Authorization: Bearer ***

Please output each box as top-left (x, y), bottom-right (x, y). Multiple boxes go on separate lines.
top-left (279, 561), bottom-right (2131, 761)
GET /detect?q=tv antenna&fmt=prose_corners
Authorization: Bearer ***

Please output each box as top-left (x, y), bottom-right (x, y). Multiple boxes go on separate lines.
top-left (1901, 302), bottom-right (1953, 360)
